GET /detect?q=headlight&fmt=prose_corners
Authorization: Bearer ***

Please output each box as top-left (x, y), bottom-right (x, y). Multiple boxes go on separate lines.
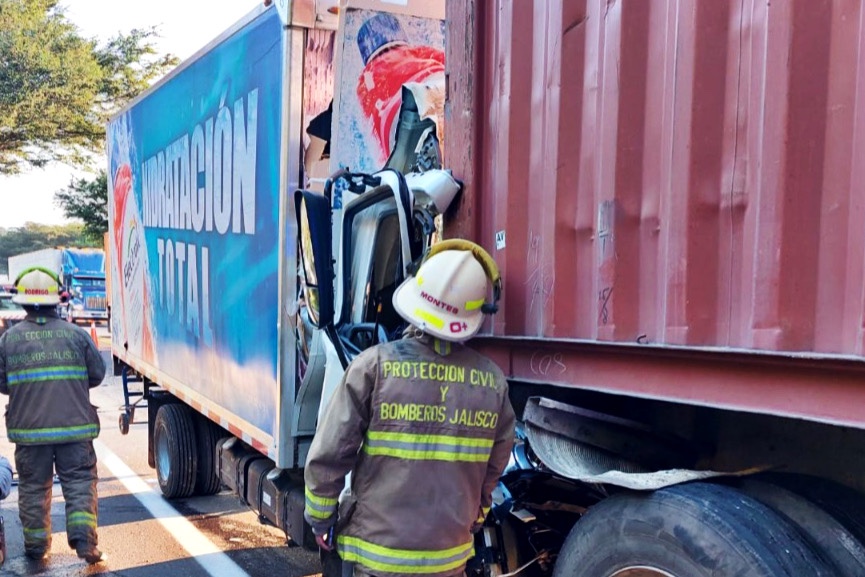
top-left (73, 304), bottom-right (84, 311)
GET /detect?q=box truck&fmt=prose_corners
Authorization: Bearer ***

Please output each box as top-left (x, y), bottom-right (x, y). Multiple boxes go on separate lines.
top-left (109, 1), bottom-right (865, 576)
top-left (8, 247), bottom-right (108, 324)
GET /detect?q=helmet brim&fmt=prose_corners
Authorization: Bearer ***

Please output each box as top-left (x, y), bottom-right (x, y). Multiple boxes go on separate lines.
top-left (392, 276), bottom-right (483, 342)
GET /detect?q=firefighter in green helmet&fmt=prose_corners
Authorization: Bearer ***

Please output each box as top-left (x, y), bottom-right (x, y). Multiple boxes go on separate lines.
top-left (0, 267), bottom-right (106, 565)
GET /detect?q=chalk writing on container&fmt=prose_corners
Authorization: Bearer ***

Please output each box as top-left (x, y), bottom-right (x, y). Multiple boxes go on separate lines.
top-left (530, 351), bottom-right (567, 377)
top-left (526, 230), bottom-right (554, 312)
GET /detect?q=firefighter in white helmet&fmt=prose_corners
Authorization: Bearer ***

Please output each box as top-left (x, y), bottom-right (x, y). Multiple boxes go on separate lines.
top-left (0, 267), bottom-right (106, 564)
top-left (304, 240), bottom-right (516, 577)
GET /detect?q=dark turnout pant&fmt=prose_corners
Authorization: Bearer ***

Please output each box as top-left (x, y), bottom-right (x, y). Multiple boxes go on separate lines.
top-left (14, 441), bottom-right (98, 553)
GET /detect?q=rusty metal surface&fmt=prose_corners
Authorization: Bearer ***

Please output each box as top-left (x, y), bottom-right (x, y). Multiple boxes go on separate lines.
top-left (450, 0), bottom-right (865, 359)
top-left (473, 337), bottom-right (865, 428)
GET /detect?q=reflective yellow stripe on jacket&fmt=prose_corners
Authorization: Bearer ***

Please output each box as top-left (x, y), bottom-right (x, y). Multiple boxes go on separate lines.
top-left (7, 365), bottom-right (88, 385)
top-left (305, 486), bottom-right (337, 522)
top-left (363, 430), bottom-right (493, 462)
top-left (7, 423), bottom-right (99, 444)
top-left (337, 534), bottom-right (474, 574)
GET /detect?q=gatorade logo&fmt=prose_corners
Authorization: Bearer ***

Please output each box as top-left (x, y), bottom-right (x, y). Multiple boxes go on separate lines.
top-left (420, 291), bottom-right (458, 314)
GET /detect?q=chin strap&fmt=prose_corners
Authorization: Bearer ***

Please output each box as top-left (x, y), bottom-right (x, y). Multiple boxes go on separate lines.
top-left (421, 239), bottom-right (502, 314)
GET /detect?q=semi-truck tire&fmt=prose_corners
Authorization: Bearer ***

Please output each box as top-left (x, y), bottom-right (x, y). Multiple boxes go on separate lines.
top-left (762, 473), bottom-right (865, 543)
top-left (154, 404), bottom-right (198, 499)
top-left (552, 482), bottom-right (833, 577)
top-left (736, 478), bottom-right (865, 577)
top-left (193, 414), bottom-right (226, 496)
top-left (757, 474), bottom-right (865, 571)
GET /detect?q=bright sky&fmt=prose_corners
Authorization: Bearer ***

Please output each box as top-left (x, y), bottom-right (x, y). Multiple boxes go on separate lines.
top-left (0, 0), bottom-right (262, 229)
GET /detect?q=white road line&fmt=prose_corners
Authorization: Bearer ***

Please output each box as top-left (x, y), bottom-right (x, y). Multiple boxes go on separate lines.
top-left (94, 439), bottom-right (251, 577)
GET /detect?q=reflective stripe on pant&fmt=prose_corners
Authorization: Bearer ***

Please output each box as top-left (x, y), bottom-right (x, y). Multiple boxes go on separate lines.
top-left (15, 441), bottom-right (98, 550)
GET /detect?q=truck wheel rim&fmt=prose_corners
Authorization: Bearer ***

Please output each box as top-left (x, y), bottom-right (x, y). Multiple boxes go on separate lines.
top-left (609, 569), bottom-right (676, 577)
top-left (156, 430), bottom-right (171, 481)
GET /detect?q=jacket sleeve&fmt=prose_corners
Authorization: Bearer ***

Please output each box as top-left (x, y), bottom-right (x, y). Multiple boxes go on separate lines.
top-left (82, 332), bottom-right (106, 387)
top-left (303, 348), bottom-right (376, 534)
top-left (0, 333), bottom-right (7, 395)
top-left (0, 454), bottom-right (12, 500)
top-left (479, 376), bottom-right (516, 518)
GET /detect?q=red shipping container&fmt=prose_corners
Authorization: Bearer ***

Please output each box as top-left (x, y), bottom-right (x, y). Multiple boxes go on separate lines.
top-left (445, 0), bottom-right (865, 427)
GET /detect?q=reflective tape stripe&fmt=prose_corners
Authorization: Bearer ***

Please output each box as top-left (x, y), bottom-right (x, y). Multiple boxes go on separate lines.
top-left (305, 486), bottom-right (338, 520)
top-left (8, 365), bottom-right (87, 385)
top-left (67, 511), bottom-right (97, 528)
top-left (23, 527), bottom-right (49, 549)
top-left (465, 299), bottom-right (484, 311)
top-left (8, 423), bottom-right (98, 444)
top-left (414, 308), bottom-right (444, 329)
top-left (364, 430), bottom-right (493, 462)
top-left (477, 506), bottom-right (491, 524)
top-left (433, 339), bottom-right (451, 356)
top-left (337, 534), bottom-right (474, 574)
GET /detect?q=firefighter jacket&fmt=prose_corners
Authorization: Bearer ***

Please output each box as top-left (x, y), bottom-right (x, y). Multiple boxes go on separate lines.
top-left (0, 312), bottom-right (105, 445)
top-left (304, 332), bottom-right (516, 577)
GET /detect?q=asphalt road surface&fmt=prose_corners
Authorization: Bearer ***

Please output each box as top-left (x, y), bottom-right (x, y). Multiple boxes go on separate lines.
top-left (0, 323), bottom-right (322, 577)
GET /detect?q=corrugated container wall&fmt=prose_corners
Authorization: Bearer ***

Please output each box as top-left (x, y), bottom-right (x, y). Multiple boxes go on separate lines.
top-left (448, 0), bottom-right (865, 359)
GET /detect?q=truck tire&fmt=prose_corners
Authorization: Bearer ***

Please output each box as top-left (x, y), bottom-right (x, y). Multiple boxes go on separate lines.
top-left (759, 474), bottom-right (865, 568)
top-left (193, 415), bottom-right (226, 496)
top-left (154, 404), bottom-right (198, 499)
top-left (552, 482), bottom-right (833, 577)
top-left (736, 478), bottom-right (865, 577)
top-left (762, 473), bottom-right (865, 542)
top-left (118, 412), bottom-right (130, 435)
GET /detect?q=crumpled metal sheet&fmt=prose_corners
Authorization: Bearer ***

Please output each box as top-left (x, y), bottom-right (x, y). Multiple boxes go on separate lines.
top-left (526, 425), bottom-right (763, 491)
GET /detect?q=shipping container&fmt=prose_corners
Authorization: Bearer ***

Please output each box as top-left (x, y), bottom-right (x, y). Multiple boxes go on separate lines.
top-left (8, 248), bottom-right (63, 283)
top-left (444, 0), bottom-right (865, 428)
top-left (439, 2), bottom-right (865, 576)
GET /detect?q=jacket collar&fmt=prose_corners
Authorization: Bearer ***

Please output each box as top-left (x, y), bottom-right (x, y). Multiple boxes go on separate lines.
top-left (23, 307), bottom-right (59, 325)
top-left (402, 325), bottom-right (459, 356)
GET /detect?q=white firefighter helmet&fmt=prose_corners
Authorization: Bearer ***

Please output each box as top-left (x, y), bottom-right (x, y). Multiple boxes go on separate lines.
top-left (393, 240), bottom-right (501, 342)
top-left (13, 267), bottom-right (61, 305)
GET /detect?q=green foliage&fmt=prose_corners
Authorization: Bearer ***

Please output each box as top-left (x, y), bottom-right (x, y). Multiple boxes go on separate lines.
top-left (54, 169), bottom-right (107, 241)
top-left (0, 0), bottom-right (179, 174)
top-left (0, 222), bottom-right (98, 276)
top-left (95, 26), bottom-right (178, 107)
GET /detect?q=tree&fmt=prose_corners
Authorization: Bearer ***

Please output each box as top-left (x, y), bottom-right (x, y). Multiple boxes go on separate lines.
top-left (55, 169), bottom-right (107, 241)
top-left (0, 222), bottom-right (97, 276)
top-left (0, 0), bottom-right (178, 174)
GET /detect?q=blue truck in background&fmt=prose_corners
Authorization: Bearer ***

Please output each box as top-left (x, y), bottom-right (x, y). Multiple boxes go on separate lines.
top-left (7, 247), bottom-right (108, 324)
top-left (61, 248), bottom-right (109, 324)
